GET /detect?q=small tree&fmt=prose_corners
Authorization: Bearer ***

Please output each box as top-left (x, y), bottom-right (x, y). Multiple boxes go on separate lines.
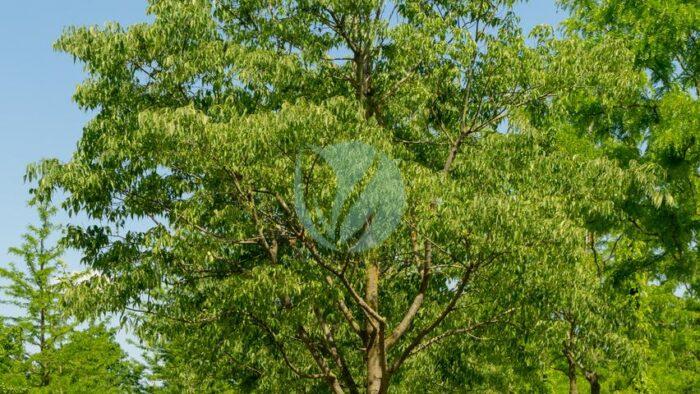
top-left (50, 324), bottom-right (144, 393)
top-left (0, 201), bottom-right (72, 388)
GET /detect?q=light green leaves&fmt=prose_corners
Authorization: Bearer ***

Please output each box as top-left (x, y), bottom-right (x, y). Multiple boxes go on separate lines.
top-left (32, 0), bottom-right (698, 391)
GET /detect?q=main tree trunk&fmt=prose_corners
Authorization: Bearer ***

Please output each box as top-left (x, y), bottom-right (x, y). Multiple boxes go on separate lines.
top-left (365, 261), bottom-right (387, 394)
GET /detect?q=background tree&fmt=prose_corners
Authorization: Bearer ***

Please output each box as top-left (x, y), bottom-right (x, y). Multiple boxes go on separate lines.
top-left (141, 336), bottom-right (240, 392)
top-left (0, 322), bottom-right (27, 392)
top-left (49, 324), bottom-right (144, 393)
top-left (542, 1), bottom-right (699, 390)
top-left (548, 260), bottom-right (641, 394)
top-left (639, 280), bottom-right (699, 393)
top-left (558, 0), bottom-right (699, 290)
top-left (0, 202), bottom-right (144, 392)
top-left (0, 201), bottom-right (72, 388)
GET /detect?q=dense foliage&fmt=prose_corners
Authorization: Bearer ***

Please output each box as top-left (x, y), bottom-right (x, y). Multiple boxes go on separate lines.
top-left (9, 0), bottom-right (697, 392)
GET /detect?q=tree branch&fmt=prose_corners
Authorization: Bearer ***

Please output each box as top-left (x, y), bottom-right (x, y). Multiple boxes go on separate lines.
top-left (386, 231), bottom-right (431, 349)
top-left (389, 261), bottom-right (478, 373)
top-left (246, 313), bottom-right (326, 380)
top-left (409, 307), bottom-right (515, 356)
top-left (315, 308), bottom-right (360, 394)
top-left (297, 326), bottom-right (346, 394)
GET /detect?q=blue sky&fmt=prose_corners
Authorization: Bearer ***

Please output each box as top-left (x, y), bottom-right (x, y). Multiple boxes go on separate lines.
top-left (0, 0), bottom-right (565, 360)
top-left (0, 1), bottom-right (149, 266)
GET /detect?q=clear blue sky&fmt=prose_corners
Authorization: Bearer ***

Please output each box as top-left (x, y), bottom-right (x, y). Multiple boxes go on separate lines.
top-left (0, 0), bottom-right (564, 360)
top-left (0, 1), bottom-right (150, 263)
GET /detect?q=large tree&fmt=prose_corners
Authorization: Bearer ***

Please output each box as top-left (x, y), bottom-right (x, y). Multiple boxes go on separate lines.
top-left (34, 0), bottom-right (676, 392)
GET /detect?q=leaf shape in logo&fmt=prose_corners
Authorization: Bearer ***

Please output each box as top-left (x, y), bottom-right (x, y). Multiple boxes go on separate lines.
top-left (294, 141), bottom-right (405, 252)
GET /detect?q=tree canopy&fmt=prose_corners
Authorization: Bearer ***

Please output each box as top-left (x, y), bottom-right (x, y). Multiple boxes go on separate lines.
top-left (20, 0), bottom-right (698, 392)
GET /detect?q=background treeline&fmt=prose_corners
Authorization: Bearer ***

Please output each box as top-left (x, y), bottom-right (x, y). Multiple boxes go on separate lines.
top-left (2, 0), bottom-right (699, 392)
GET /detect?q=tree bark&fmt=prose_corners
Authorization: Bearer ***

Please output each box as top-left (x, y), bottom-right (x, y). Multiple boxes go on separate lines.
top-left (365, 260), bottom-right (387, 394)
top-left (585, 371), bottom-right (600, 394)
top-left (567, 355), bottom-right (578, 394)
top-left (38, 236), bottom-right (50, 387)
top-left (39, 308), bottom-right (49, 387)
